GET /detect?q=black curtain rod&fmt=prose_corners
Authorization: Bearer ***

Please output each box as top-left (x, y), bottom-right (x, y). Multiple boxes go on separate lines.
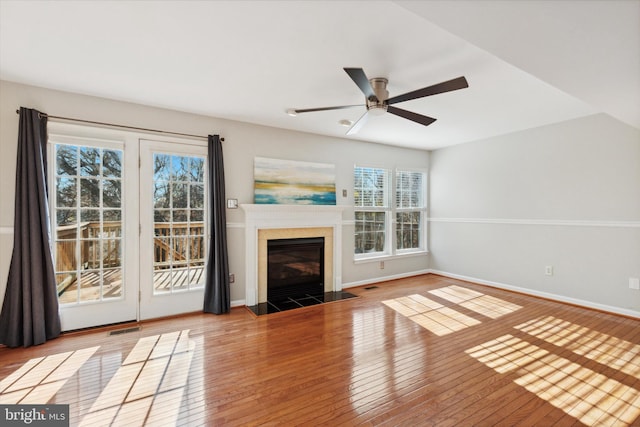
top-left (15, 109), bottom-right (224, 142)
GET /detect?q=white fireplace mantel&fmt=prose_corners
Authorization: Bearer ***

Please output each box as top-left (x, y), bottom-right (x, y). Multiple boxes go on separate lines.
top-left (241, 204), bottom-right (345, 306)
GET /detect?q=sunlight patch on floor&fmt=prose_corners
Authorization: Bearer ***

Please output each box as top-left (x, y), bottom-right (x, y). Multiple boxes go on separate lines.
top-left (515, 316), bottom-right (640, 379)
top-left (467, 334), bottom-right (640, 426)
top-left (460, 294), bottom-right (522, 319)
top-left (79, 329), bottom-right (194, 427)
top-left (429, 285), bottom-right (522, 319)
top-left (429, 285), bottom-right (484, 303)
top-left (382, 294), bottom-right (480, 336)
top-left (0, 346), bottom-right (99, 405)
top-left (382, 287), bottom-right (521, 336)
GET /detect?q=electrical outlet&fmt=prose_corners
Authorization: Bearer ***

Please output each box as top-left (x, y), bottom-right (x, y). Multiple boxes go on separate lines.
top-left (379, 261), bottom-right (384, 269)
top-left (630, 277), bottom-right (640, 290)
top-left (229, 273), bottom-right (235, 284)
top-left (545, 266), bottom-right (554, 276)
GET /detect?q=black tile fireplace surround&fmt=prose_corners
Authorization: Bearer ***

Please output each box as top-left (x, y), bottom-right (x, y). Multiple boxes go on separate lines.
top-left (247, 290), bottom-right (357, 316)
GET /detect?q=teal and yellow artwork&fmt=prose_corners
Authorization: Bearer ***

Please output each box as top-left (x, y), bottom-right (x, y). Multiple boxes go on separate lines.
top-left (254, 157), bottom-right (336, 205)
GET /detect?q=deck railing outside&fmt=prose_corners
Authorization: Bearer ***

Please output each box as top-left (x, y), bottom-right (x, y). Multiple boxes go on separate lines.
top-left (56, 221), bottom-right (205, 300)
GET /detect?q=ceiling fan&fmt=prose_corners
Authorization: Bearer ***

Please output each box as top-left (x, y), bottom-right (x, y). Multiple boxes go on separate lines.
top-left (287, 67), bottom-right (468, 135)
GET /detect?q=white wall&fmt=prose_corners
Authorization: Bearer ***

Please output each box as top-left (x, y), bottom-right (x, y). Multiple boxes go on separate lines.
top-left (429, 114), bottom-right (640, 316)
top-left (0, 80), bottom-right (429, 307)
top-left (3, 79), bottom-right (637, 318)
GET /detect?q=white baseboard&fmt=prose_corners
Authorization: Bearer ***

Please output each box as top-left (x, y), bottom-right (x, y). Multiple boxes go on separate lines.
top-left (231, 299), bottom-right (246, 308)
top-left (429, 269), bottom-right (640, 319)
top-left (342, 269), bottom-right (431, 289)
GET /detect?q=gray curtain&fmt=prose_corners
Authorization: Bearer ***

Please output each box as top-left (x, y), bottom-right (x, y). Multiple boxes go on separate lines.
top-left (203, 135), bottom-right (230, 314)
top-left (0, 108), bottom-right (61, 347)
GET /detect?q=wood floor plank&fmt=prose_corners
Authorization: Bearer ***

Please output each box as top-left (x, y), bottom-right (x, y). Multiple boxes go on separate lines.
top-left (0, 274), bottom-right (639, 426)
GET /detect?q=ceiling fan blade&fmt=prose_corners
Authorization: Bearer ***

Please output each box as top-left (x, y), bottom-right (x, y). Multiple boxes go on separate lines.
top-left (291, 104), bottom-right (363, 114)
top-left (344, 68), bottom-right (378, 102)
top-left (387, 106), bottom-right (437, 127)
top-left (386, 76), bottom-right (468, 105)
top-left (346, 111), bottom-right (370, 135)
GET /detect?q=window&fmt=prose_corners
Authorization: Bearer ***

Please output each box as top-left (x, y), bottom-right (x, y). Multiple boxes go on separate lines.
top-left (152, 153), bottom-right (206, 293)
top-left (53, 143), bottom-right (124, 304)
top-left (354, 166), bottom-right (426, 259)
top-left (354, 167), bottom-right (389, 255)
top-left (396, 170), bottom-right (425, 252)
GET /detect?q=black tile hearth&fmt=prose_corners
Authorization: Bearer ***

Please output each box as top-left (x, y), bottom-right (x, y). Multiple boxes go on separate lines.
top-left (247, 291), bottom-right (358, 316)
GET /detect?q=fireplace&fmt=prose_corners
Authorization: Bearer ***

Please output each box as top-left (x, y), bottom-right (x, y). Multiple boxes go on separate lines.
top-left (257, 227), bottom-right (334, 305)
top-left (241, 204), bottom-right (346, 307)
top-left (267, 237), bottom-right (324, 300)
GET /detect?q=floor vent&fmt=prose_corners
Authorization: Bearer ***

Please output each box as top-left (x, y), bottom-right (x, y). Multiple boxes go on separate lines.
top-left (108, 326), bottom-right (140, 336)
top-left (364, 286), bottom-right (379, 290)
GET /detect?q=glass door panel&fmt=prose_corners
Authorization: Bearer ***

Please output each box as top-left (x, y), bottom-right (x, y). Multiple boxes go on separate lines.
top-left (152, 153), bottom-right (206, 293)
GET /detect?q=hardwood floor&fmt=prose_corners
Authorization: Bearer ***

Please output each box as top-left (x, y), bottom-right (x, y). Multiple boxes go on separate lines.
top-left (1, 274), bottom-right (639, 426)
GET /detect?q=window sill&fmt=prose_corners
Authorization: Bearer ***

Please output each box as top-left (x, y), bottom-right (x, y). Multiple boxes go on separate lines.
top-left (354, 250), bottom-right (428, 264)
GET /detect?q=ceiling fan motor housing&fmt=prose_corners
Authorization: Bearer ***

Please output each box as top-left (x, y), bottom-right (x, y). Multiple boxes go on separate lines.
top-left (367, 78), bottom-right (389, 114)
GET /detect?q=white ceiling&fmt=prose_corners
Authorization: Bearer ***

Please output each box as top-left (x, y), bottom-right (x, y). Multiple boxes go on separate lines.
top-left (0, 1), bottom-right (637, 150)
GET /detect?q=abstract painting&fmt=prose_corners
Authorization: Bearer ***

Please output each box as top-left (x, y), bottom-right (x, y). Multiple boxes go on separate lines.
top-left (254, 157), bottom-right (336, 205)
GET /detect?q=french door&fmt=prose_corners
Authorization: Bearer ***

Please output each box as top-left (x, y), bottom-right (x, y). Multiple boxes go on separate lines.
top-left (139, 139), bottom-right (208, 320)
top-left (50, 130), bottom-right (138, 331)
top-left (50, 124), bottom-right (208, 330)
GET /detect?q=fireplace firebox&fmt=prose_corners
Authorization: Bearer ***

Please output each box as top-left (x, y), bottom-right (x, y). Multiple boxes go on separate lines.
top-left (267, 237), bottom-right (324, 300)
